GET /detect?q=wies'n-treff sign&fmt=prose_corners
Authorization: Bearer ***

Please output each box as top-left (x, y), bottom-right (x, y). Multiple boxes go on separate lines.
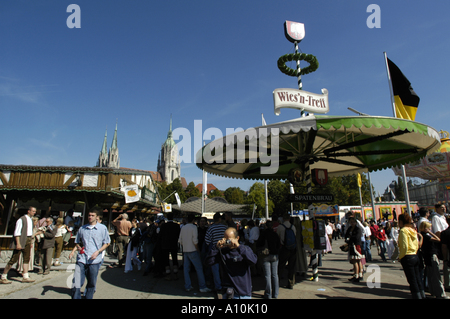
top-left (273, 88), bottom-right (329, 115)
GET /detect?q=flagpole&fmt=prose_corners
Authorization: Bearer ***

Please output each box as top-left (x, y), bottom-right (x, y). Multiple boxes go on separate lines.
top-left (262, 114), bottom-right (269, 221)
top-left (202, 142), bottom-right (206, 216)
top-left (367, 172), bottom-right (376, 221)
top-left (383, 52), bottom-right (412, 217)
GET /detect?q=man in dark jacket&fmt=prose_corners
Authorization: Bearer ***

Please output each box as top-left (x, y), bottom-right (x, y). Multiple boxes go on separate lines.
top-left (206, 227), bottom-right (257, 299)
top-left (38, 217), bottom-right (58, 275)
top-left (159, 213), bottom-right (180, 280)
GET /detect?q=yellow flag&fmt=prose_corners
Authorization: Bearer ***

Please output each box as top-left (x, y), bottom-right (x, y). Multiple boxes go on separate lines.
top-left (357, 173), bottom-right (362, 188)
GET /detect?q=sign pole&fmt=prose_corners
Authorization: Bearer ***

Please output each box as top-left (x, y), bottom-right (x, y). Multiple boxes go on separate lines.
top-left (294, 40), bottom-right (305, 117)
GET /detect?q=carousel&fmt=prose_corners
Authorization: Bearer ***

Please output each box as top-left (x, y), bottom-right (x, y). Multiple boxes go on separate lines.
top-left (195, 21), bottom-right (441, 281)
top-left (392, 130), bottom-right (450, 207)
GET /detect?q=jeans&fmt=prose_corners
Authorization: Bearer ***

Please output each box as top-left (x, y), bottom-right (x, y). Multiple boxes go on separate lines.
top-left (400, 255), bottom-right (424, 298)
top-left (116, 235), bottom-right (129, 266)
top-left (426, 254), bottom-right (446, 298)
top-left (262, 254), bottom-right (279, 299)
top-left (183, 251), bottom-right (207, 290)
top-left (365, 239), bottom-right (372, 262)
top-left (378, 239), bottom-right (387, 261)
top-left (143, 242), bottom-right (156, 273)
top-left (210, 263), bottom-right (222, 290)
top-left (72, 262), bottom-right (101, 299)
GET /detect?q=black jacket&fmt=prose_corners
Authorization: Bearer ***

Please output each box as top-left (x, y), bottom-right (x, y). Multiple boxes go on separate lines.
top-left (257, 228), bottom-right (281, 255)
top-left (159, 221), bottom-right (180, 250)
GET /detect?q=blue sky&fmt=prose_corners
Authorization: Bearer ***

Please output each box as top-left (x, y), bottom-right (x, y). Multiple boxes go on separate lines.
top-left (1, 0), bottom-right (449, 198)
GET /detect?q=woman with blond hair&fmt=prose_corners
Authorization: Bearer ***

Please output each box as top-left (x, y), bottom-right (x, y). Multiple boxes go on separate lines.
top-left (398, 213), bottom-right (425, 299)
top-left (53, 218), bottom-right (67, 266)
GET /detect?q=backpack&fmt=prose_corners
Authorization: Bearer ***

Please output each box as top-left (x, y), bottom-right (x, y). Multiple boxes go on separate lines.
top-left (282, 224), bottom-right (297, 250)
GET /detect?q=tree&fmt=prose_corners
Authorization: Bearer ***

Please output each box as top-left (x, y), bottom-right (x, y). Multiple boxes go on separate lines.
top-left (185, 181), bottom-right (201, 198)
top-left (245, 182), bottom-right (274, 218)
top-left (209, 188), bottom-right (224, 198)
top-left (224, 187), bottom-right (245, 204)
top-left (394, 176), bottom-right (405, 201)
top-left (324, 174), bottom-right (372, 206)
top-left (157, 178), bottom-right (186, 204)
top-left (267, 180), bottom-right (290, 214)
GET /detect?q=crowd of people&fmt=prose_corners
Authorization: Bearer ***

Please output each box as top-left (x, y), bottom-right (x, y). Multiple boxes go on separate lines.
top-left (4, 203), bottom-right (450, 300)
top-left (105, 211), bottom-right (314, 299)
top-left (341, 204), bottom-right (450, 299)
top-left (0, 207), bottom-right (81, 284)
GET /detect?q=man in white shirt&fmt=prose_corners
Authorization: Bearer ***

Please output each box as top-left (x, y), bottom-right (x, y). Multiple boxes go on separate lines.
top-left (178, 214), bottom-right (211, 293)
top-left (326, 222), bottom-right (333, 247)
top-left (432, 204), bottom-right (448, 238)
top-left (1, 206), bottom-right (38, 284)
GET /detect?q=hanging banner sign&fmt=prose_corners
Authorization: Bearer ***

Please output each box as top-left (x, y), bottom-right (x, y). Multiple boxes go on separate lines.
top-left (274, 88), bottom-right (329, 115)
top-left (163, 203), bottom-right (172, 213)
top-left (123, 184), bottom-right (140, 204)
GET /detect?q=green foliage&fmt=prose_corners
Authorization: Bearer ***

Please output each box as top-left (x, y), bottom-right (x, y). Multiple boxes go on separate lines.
top-left (244, 182), bottom-right (274, 218)
top-left (394, 176), bottom-right (405, 201)
top-left (185, 181), bottom-right (201, 198)
top-left (224, 187), bottom-right (245, 204)
top-left (156, 178), bottom-right (186, 204)
top-left (209, 188), bottom-right (224, 198)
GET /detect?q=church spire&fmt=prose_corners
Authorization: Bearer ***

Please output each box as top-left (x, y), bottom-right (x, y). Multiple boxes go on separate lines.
top-left (111, 120), bottom-right (118, 150)
top-left (167, 114), bottom-right (173, 139)
top-left (96, 128), bottom-right (108, 167)
top-left (108, 120), bottom-right (120, 168)
top-left (101, 128), bottom-right (108, 155)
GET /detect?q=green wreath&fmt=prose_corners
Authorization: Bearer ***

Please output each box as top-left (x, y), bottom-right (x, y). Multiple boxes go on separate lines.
top-left (277, 53), bottom-right (319, 77)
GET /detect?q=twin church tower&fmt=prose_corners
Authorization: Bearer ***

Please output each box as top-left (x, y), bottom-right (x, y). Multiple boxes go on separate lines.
top-left (95, 117), bottom-right (180, 184)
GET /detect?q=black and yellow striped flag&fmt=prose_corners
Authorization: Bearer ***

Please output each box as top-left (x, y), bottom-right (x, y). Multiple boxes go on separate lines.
top-left (387, 58), bottom-right (420, 120)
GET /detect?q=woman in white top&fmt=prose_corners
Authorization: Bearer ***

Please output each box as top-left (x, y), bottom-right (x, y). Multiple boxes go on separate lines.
top-left (389, 220), bottom-right (400, 262)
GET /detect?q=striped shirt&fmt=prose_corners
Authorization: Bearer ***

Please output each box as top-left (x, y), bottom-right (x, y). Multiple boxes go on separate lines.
top-left (205, 223), bottom-right (227, 246)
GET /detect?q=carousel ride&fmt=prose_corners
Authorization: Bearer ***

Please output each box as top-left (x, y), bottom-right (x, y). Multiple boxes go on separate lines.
top-left (195, 21), bottom-right (441, 281)
top-left (392, 130), bottom-right (450, 204)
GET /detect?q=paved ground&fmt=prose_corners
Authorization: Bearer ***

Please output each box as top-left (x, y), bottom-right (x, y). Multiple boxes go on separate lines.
top-left (0, 238), bottom-right (424, 300)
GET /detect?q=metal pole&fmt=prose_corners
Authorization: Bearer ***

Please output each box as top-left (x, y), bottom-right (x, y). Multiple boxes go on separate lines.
top-left (383, 52), bottom-right (397, 118)
top-left (265, 180), bottom-right (269, 220)
top-left (359, 185), bottom-right (364, 222)
top-left (162, 190), bottom-right (177, 203)
top-left (383, 52), bottom-right (412, 217)
top-left (295, 41), bottom-right (305, 117)
top-left (367, 172), bottom-right (376, 221)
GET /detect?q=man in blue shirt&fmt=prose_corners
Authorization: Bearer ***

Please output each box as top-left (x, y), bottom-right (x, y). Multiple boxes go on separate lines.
top-left (69, 208), bottom-right (110, 299)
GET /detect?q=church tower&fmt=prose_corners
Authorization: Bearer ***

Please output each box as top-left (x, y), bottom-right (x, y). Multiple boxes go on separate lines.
top-left (97, 128), bottom-right (109, 167)
top-left (95, 122), bottom-right (120, 168)
top-left (157, 115), bottom-right (180, 184)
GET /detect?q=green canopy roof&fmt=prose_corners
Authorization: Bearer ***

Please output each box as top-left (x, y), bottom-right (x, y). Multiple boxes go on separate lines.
top-left (196, 115), bottom-right (441, 181)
